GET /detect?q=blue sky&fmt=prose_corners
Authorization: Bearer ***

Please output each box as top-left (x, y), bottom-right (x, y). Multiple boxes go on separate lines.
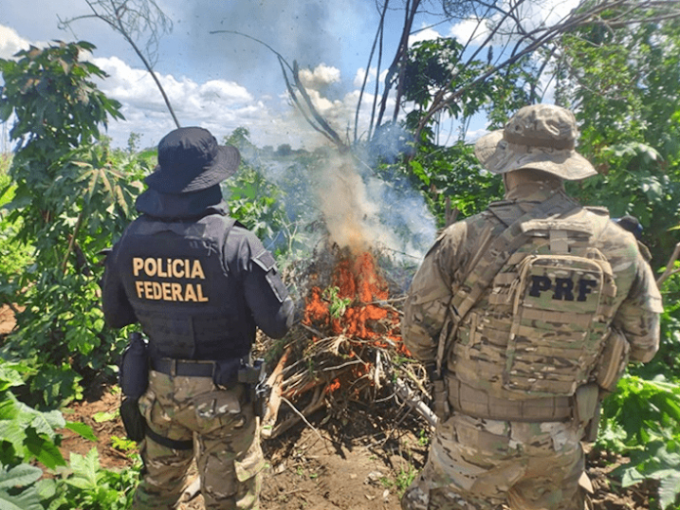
top-left (0, 0), bottom-right (579, 259)
top-left (1, 0), bottom-right (431, 150)
top-left (1, 0), bottom-right (576, 152)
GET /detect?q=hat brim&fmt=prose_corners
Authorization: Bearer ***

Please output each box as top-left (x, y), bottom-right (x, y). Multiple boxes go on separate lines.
top-left (145, 145), bottom-right (241, 194)
top-left (474, 130), bottom-right (597, 181)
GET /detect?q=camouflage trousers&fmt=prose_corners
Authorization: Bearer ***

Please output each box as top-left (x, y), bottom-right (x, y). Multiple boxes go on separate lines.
top-left (402, 412), bottom-right (587, 510)
top-left (133, 370), bottom-right (265, 510)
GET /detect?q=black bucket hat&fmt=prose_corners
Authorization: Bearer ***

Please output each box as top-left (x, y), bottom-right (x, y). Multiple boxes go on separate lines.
top-left (145, 127), bottom-right (241, 194)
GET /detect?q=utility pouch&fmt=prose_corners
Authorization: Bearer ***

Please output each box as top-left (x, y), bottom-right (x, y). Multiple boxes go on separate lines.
top-left (432, 378), bottom-right (450, 421)
top-left (595, 328), bottom-right (630, 392)
top-left (119, 332), bottom-right (149, 399)
top-left (583, 401), bottom-right (602, 443)
top-left (238, 359), bottom-right (269, 419)
top-left (120, 397), bottom-right (146, 442)
top-left (213, 358), bottom-right (242, 387)
top-left (575, 383), bottom-right (601, 442)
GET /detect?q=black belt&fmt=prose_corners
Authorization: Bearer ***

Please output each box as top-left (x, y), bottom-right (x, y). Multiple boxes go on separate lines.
top-left (151, 358), bottom-right (216, 378)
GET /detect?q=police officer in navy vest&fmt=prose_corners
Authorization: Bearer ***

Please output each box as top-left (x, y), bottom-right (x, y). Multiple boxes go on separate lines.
top-left (102, 126), bottom-right (294, 510)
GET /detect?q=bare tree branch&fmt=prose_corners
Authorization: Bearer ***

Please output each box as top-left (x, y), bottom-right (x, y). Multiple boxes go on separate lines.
top-left (405, 0), bottom-right (680, 147)
top-left (211, 31), bottom-right (347, 150)
top-left (292, 62), bottom-right (346, 149)
top-left (356, 0), bottom-right (390, 143)
top-left (60, 0), bottom-right (180, 128)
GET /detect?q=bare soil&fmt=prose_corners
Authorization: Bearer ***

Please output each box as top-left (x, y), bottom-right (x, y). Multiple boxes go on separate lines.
top-left (0, 304), bottom-right (18, 336)
top-left (59, 384), bottom-right (657, 510)
top-left (0, 306), bottom-right (657, 510)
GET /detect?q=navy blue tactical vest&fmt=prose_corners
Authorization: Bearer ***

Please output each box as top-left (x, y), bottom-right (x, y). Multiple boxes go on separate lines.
top-left (114, 214), bottom-right (255, 360)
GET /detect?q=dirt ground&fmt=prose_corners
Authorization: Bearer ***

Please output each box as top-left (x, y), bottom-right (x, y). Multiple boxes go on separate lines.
top-left (0, 305), bottom-right (657, 510)
top-left (0, 304), bottom-right (18, 336)
top-left (57, 383), bottom-right (656, 510)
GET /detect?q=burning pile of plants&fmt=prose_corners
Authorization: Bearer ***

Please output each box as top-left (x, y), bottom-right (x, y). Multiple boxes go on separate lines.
top-left (257, 244), bottom-right (434, 439)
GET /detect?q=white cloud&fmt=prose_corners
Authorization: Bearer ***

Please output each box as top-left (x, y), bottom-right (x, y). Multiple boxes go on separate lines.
top-left (353, 67), bottom-right (373, 88)
top-left (449, 18), bottom-right (491, 44)
top-left (0, 25), bottom-right (31, 59)
top-left (409, 26), bottom-right (441, 45)
top-left (85, 55), bottom-right (277, 148)
top-left (465, 127), bottom-right (489, 143)
top-left (353, 67), bottom-right (390, 89)
top-left (447, 0), bottom-right (580, 48)
top-left (298, 64), bottom-right (341, 90)
top-left (0, 23), bottom-right (392, 152)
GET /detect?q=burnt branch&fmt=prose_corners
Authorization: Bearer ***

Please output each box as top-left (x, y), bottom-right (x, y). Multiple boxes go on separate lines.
top-left (211, 31), bottom-right (347, 150)
top-left (292, 62), bottom-right (346, 150)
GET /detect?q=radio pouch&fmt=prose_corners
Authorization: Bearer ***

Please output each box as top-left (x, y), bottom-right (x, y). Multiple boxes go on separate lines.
top-left (119, 332), bottom-right (149, 442)
top-left (119, 332), bottom-right (149, 399)
top-left (120, 397), bottom-right (146, 442)
top-left (595, 328), bottom-right (630, 393)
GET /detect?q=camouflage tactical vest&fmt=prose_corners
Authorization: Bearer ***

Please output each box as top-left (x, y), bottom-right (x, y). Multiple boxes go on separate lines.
top-left (449, 203), bottom-right (617, 399)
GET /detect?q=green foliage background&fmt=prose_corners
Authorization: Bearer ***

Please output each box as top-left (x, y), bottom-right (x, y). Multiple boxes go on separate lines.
top-left (1, 15), bottom-right (680, 509)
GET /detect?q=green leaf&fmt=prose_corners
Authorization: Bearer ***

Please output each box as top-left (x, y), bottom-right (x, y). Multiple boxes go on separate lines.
top-left (33, 478), bottom-right (56, 502)
top-left (28, 409), bottom-right (65, 436)
top-left (65, 449), bottom-right (100, 490)
top-left (658, 471), bottom-right (680, 510)
top-left (409, 161), bottom-right (429, 186)
top-left (0, 486), bottom-right (45, 510)
top-left (620, 465), bottom-right (646, 488)
top-left (25, 434), bottom-right (65, 470)
top-left (0, 367), bottom-right (24, 393)
top-left (0, 464), bottom-right (42, 489)
top-left (0, 421), bottom-right (26, 453)
top-left (0, 101), bottom-right (13, 122)
top-left (64, 421), bottom-right (97, 442)
top-left (92, 410), bottom-right (118, 423)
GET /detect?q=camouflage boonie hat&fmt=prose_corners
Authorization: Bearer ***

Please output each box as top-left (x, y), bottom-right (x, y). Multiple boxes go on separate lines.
top-left (474, 104), bottom-right (597, 181)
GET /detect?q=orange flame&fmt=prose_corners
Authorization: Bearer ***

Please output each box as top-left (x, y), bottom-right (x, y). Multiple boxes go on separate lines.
top-left (325, 378), bottom-right (341, 393)
top-left (303, 252), bottom-right (410, 356)
top-left (303, 287), bottom-right (329, 328)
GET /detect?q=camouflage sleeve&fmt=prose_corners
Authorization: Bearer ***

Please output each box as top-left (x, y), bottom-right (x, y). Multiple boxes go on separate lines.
top-left (612, 253), bottom-right (663, 363)
top-left (402, 224), bottom-right (467, 362)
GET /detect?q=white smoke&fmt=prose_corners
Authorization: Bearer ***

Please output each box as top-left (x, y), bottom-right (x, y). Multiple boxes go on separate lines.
top-left (309, 152), bottom-right (436, 261)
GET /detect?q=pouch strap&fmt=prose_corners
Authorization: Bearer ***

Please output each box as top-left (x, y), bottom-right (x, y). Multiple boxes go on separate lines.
top-left (435, 192), bottom-right (581, 375)
top-left (145, 427), bottom-right (193, 450)
top-left (447, 377), bottom-right (573, 422)
top-left (150, 358), bottom-right (216, 378)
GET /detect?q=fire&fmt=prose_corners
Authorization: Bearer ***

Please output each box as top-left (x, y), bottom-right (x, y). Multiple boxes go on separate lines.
top-left (303, 287), bottom-right (330, 326)
top-left (303, 251), bottom-right (410, 355)
top-left (271, 250), bottom-right (414, 428)
top-left (325, 378), bottom-right (341, 393)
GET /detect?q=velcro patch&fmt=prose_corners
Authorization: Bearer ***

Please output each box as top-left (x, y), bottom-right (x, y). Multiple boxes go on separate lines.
top-left (252, 250), bottom-right (276, 272)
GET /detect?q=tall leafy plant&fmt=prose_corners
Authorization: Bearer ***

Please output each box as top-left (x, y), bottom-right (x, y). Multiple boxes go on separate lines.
top-left (558, 19), bottom-right (680, 264)
top-left (0, 359), bottom-right (97, 509)
top-left (556, 17), bottom-right (680, 508)
top-left (0, 42), bottom-right (148, 407)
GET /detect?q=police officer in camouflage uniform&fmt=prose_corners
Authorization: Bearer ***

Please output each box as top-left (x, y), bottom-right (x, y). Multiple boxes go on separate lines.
top-left (401, 105), bottom-right (662, 510)
top-left (102, 127), bottom-right (294, 510)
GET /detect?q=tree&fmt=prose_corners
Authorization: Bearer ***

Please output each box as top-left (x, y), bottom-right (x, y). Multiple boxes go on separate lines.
top-left (0, 41), bottom-right (148, 407)
top-left (59, 0), bottom-right (180, 128)
top-left (276, 143), bottom-right (293, 157)
top-left (363, 0), bottom-right (680, 148)
top-left (555, 16), bottom-right (680, 265)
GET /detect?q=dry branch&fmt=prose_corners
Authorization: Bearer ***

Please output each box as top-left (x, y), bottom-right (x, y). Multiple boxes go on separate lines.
top-left (656, 241), bottom-right (680, 287)
top-left (260, 247), bottom-right (432, 440)
top-left (261, 345), bottom-right (293, 439)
